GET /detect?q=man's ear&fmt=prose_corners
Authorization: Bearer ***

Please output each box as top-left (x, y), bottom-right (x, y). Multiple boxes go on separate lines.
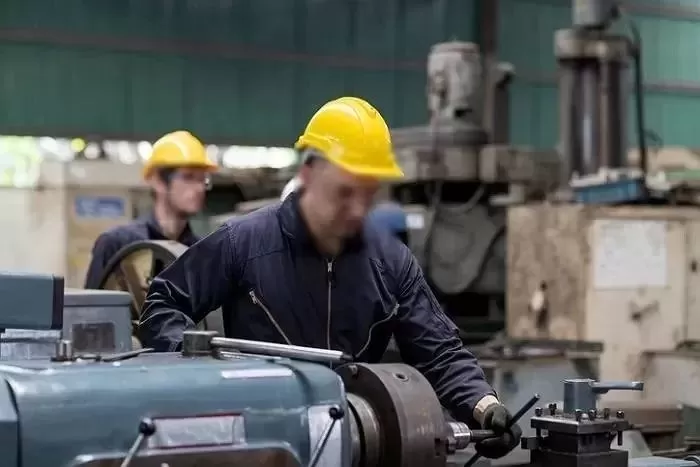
top-left (146, 175), bottom-right (168, 196)
top-left (298, 164), bottom-right (312, 187)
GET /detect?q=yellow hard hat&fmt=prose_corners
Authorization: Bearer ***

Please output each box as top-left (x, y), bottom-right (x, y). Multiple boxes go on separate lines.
top-left (143, 130), bottom-right (217, 178)
top-left (295, 97), bottom-right (404, 179)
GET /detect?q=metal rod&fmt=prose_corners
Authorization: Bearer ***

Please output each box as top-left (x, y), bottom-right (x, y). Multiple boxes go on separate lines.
top-left (102, 348), bottom-right (154, 362)
top-left (210, 337), bottom-right (352, 364)
top-left (463, 394), bottom-right (541, 467)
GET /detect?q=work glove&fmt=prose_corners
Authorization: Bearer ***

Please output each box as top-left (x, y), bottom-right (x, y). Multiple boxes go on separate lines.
top-left (475, 404), bottom-right (523, 459)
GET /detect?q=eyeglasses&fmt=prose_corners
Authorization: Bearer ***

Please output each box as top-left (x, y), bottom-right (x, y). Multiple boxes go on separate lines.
top-left (173, 172), bottom-right (212, 190)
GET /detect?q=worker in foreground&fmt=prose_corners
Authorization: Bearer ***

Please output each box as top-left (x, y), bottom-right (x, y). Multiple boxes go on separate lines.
top-left (84, 130), bottom-right (217, 288)
top-left (139, 97), bottom-right (521, 459)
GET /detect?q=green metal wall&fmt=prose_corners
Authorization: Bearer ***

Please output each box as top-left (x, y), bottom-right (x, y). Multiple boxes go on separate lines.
top-left (0, 0), bottom-right (476, 145)
top-left (499, 0), bottom-right (700, 148)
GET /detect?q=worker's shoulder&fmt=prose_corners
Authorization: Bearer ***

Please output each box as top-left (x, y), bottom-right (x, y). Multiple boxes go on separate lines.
top-left (94, 221), bottom-right (149, 249)
top-left (363, 222), bottom-right (412, 268)
top-left (219, 203), bottom-right (284, 255)
top-left (221, 202), bottom-right (280, 232)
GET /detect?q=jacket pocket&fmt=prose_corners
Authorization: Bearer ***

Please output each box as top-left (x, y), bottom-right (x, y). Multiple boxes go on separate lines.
top-left (249, 290), bottom-right (292, 345)
top-left (355, 303), bottom-right (398, 360)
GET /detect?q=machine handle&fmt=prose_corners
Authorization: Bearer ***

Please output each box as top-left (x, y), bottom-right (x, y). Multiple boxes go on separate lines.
top-left (590, 381), bottom-right (644, 394)
top-left (563, 379), bottom-right (644, 414)
top-left (463, 394), bottom-right (541, 467)
top-left (469, 429), bottom-right (498, 443)
top-left (210, 337), bottom-right (353, 364)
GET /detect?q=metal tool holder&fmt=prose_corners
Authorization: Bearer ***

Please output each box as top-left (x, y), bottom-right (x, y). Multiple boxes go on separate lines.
top-left (522, 378), bottom-right (643, 467)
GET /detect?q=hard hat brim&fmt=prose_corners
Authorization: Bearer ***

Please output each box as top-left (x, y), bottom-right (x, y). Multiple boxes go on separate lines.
top-left (142, 160), bottom-right (218, 179)
top-left (330, 155), bottom-right (405, 180)
top-left (295, 140), bottom-right (404, 180)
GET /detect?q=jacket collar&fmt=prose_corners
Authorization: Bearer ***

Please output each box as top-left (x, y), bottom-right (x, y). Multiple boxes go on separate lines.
top-left (278, 190), bottom-right (364, 254)
top-left (144, 211), bottom-right (198, 245)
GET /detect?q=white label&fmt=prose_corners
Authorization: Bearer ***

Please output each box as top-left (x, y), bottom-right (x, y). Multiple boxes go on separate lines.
top-left (406, 213), bottom-right (425, 230)
top-left (147, 415), bottom-right (246, 449)
top-left (593, 219), bottom-right (668, 289)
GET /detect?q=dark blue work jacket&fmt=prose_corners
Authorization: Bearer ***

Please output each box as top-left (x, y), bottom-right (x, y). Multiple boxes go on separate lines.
top-left (138, 191), bottom-right (495, 424)
top-left (84, 213), bottom-right (199, 288)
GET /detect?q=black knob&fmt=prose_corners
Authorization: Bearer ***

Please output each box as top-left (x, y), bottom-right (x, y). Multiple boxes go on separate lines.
top-left (329, 406), bottom-right (345, 420)
top-left (535, 407), bottom-right (543, 417)
top-left (588, 409), bottom-right (597, 420)
top-left (616, 410), bottom-right (625, 419)
top-left (548, 403), bottom-right (557, 416)
top-left (138, 418), bottom-right (156, 436)
top-left (574, 409), bottom-right (583, 422)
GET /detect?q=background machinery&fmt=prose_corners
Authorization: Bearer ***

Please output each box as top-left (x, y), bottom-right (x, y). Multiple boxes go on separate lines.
top-left (389, 32), bottom-right (560, 346)
top-left (505, 0), bottom-right (700, 417)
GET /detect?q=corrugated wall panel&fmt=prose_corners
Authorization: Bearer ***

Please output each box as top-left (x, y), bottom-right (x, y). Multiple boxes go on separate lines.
top-left (0, 0), bottom-right (476, 143)
top-left (498, 0), bottom-right (700, 148)
top-left (509, 82), bottom-right (558, 148)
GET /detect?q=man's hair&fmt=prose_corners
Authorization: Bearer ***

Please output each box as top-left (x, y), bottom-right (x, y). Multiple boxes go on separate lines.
top-left (299, 148), bottom-right (328, 170)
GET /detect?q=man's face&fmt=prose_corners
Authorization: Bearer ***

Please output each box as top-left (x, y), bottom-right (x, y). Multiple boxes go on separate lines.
top-left (165, 167), bottom-right (210, 215)
top-left (303, 162), bottom-right (380, 239)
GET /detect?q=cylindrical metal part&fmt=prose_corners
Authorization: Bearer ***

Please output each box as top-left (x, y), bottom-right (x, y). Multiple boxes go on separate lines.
top-left (210, 337), bottom-right (351, 364)
top-left (581, 65), bottom-right (601, 174)
top-left (427, 41), bottom-right (482, 121)
top-left (347, 393), bottom-right (382, 467)
top-left (53, 339), bottom-right (74, 362)
top-left (341, 363), bottom-right (498, 466)
top-left (563, 379), bottom-right (597, 414)
top-left (447, 421), bottom-right (473, 452)
top-left (338, 363), bottom-right (450, 467)
top-left (555, 28), bottom-right (631, 180)
top-left (181, 330), bottom-right (218, 357)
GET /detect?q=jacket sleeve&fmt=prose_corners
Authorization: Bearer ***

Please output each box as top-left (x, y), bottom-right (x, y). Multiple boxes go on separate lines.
top-left (84, 233), bottom-right (121, 289)
top-left (392, 246), bottom-right (496, 426)
top-left (138, 224), bottom-right (237, 352)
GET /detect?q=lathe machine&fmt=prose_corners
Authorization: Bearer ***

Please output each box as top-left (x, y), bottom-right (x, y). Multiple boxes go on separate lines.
top-left (0, 272), bottom-right (697, 467)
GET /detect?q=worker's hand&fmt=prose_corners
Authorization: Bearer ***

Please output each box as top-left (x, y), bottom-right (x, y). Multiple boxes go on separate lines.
top-left (475, 404), bottom-right (522, 459)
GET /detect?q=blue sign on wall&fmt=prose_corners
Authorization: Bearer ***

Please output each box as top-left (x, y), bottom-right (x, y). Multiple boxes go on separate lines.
top-left (74, 196), bottom-right (126, 219)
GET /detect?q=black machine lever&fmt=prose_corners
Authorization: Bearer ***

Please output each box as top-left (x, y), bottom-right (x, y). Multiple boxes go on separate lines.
top-left (119, 418), bottom-right (156, 467)
top-left (563, 379), bottom-right (644, 414)
top-left (463, 394), bottom-right (541, 467)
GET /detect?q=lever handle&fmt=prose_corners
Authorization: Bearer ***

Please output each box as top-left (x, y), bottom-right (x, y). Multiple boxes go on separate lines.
top-left (563, 379), bottom-right (645, 413)
top-left (590, 381), bottom-right (644, 394)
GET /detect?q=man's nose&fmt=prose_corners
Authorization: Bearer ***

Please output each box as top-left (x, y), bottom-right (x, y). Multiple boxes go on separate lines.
top-left (348, 200), bottom-right (368, 220)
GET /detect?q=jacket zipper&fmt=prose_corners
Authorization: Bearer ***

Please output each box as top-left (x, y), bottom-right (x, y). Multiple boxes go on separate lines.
top-left (326, 259), bottom-right (334, 351)
top-left (355, 303), bottom-right (399, 359)
top-left (249, 290), bottom-right (292, 345)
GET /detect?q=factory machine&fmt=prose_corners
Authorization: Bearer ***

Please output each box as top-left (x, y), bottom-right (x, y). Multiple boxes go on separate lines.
top-left (388, 25), bottom-right (560, 345)
top-left (506, 0), bottom-right (700, 417)
top-left (0, 270), bottom-right (698, 467)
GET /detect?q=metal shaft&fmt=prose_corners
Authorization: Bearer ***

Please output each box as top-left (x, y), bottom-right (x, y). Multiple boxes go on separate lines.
top-left (210, 337), bottom-right (352, 364)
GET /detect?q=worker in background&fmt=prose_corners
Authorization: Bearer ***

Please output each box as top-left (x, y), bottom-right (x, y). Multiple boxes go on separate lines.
top-left (84, 130), bottom-right (217, 288)
top-left (139, 97), bottom-right (521, 459)
top-left (282, 175), bottom-right (409, 244)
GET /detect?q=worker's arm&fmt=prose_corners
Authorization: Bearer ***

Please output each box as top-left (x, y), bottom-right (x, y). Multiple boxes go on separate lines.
top-left (392, 247), bottom-right (497, 426)
top-left (138, 224), bottom-right (236, 352)
top-left (84, 233), bottom-right (121, 289)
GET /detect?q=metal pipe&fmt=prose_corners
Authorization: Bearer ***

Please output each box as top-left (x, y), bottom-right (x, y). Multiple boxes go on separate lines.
top-left (210, 337), bottom-right (352, 364)
top-left (558, 64), bottom-right (577, 182)
top-left (581, 65), bottom-right (600, 175)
